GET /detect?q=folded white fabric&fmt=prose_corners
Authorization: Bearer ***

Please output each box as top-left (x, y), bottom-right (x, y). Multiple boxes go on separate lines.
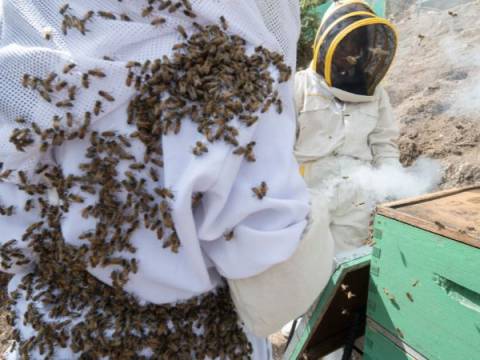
top-left (229, 190), bottom-right (334, 337)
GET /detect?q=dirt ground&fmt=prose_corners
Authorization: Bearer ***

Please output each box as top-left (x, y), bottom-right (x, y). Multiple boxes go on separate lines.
top-left (387, 0), bottom-right (480, 189)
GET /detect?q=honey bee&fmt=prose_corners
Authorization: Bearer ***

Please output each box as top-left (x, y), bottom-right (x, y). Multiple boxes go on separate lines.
top-left (151, 17), bottom-right (166, 26)
top-left (130, 258), bottom-right (138, 274)
top-left (192, 192), bottom-right (203, 207)
top-left (345, 55), bottom-right (361, 66)
top-left (52, 115), bottom-right (61, 130)
top-left (233, 141), bottom-right (256, 162)
top-left (93, 100), bottom-right (102, 116)
top-left (83, 111), bottom-right (92, 128)
top-left (82, 10), bottom-right (95, 22)
top-left (155, 188), bottom-right (174, 199)
top-left (149, 167), bottom-right (159, 182)
top-left (18, 171), bottom-right (28, 184)
top-left (39, 90), bottom-right (52, 103)
top-left (43, 29), bottom-right (53, 41)
top-left (224, 229), bottom-right (234, 241)
top-left (118, 135), bottom-right (131, 147)
top-left (177, 25), bottom-right (188, 39)
top-left (15, 117), bottom-right (26, 124)
top-left (275, 99), bottom-right (283, 114)
top-left (61, 18), bottom-right (70, 35)
top-left (252, 181), bottom-right (268, 200)
top-left (98, 11), bottom-right (116, 20)
top-left (68, 85), bottom-right (77, 100)
top-left (158, 0), bottom-right (172, 11)
top-left (135, 76), bottom-right (142, 90)
top-left (88, 68), bottom-right (106, 78)
top-left (103, 56), bottom-right (114, 61)
top-left (126, 61), bottom-right (141, 68)
top-left (368, 47), bottom-right (390, 57)
top-left (59, 3), bottom-right (70, 15)
top-left (192, 22), bottom-right (204, 32)
top-left (261, 98), bottom-right (274, 113)
top-left (98, 90), bottom-right (115, 102)
top-left (22, 74), bottom-right (30, 88)
top-left (40, 141), bottom-right (49, 152)
top-left (239, 115), bottom-right (258, 127)
top-left (169, 2), bottom-right (182, 13)
top-left (192, 141), bottom-right (208, 156)
top-left (383, 288), bottom-right (396, 301)
top-left (81, 73), bottom-right (89, 88)
top-left (220, 16), bottom-right (228, 30)
top-left (120, 13), bottom-right (132, 22)
top-left (31, 122), bottom-right (42, 135)
top-left (183, 9), bottom-right (196, 18)
top-left (181, 0), bottom-right (193, 10)
top-left (224, 135), bottom-right (239, 147)
top-left (0, 169), bottom-right (13, 179)
top-left (126, 71), bottom-right (134, 87)
top-left (56, 99), bottom-right (73, 108)
top-left (129, 163), bottom-right (145, 170)
top-left (406, 292), bottom-right (414, 302)
top-left (55, 80), bottom-right (68, 92)
top-left (151, 158), bottom-right (164, 167)
top-left (142, 6), bottom-right (154, 17)
top-left (346, 291), bottom-right (356, 300)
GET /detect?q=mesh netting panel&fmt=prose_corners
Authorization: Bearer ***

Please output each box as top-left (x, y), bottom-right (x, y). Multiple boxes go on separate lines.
top-left (0, 0), bottom-right (299, 177)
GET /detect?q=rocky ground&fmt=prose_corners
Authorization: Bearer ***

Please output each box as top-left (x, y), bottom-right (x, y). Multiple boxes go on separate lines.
top-left (387, 0), bottom-right (480, 189)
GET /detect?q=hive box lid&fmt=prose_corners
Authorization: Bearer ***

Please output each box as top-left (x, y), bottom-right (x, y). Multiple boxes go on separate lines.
top-left (377, 186), bottom-right (480, 249)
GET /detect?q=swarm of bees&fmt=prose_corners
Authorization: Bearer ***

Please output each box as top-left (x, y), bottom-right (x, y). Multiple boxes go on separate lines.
top-left (1, 0), bottom-right (293, 358)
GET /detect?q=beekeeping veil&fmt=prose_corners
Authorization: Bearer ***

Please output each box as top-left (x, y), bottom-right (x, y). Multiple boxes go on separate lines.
top-left (311, 0), bottom-right (397, 96)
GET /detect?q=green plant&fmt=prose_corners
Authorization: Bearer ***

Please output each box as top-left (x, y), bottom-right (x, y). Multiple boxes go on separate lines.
top-left (298, 0), bottom-right (327, 69)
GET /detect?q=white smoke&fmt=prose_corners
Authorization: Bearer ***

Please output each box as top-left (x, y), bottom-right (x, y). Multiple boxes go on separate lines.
top-left (347, 157), bottom-right (444, 208)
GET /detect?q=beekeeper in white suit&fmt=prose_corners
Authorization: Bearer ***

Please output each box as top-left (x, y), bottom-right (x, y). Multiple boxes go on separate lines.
top-left (295, 0), bottom-right (400, 256)
top-left (0, 0), bottom-right (334, 359)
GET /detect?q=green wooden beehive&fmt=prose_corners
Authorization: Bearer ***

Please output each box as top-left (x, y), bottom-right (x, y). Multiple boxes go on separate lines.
top-left (364, 186), bottom-right (480, 360)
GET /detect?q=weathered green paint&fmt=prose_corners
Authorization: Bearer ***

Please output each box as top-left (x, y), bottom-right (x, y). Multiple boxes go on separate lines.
top-left (284, 254), bottom-right (371, 360)
top-left (315, 0), bottom-right (387, 19)
top-left (364, 325), bottom-right (415, 360)
top-left (367, 215), bottom-right (480, 360)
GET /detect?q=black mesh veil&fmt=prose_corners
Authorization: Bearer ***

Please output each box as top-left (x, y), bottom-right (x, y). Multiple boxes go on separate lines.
top-left (312, 1), bottom-right (397, 95)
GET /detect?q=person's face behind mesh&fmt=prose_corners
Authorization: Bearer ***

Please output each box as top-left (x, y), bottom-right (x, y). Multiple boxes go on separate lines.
top-left (330, 29), bottom-right (369, 95)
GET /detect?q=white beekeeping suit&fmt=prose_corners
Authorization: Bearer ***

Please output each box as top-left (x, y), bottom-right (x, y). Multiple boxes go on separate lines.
top-left (295, 0), bottom-right (400, 256)
top-left (0, 0), bottom-right (334, 359)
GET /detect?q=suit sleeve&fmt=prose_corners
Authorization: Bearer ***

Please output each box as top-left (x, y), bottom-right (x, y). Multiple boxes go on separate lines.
top-left (369, 87), bottom-right (400, 167)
